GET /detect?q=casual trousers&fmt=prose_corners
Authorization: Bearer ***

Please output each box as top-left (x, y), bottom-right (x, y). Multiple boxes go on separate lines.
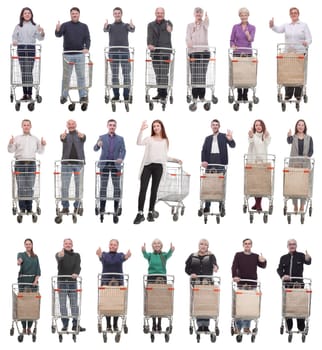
top-left (17, 45), bottom-right (35, 96)
top-left (151, 52), bottom-right (171, 98)
top-left (189, 51), bottom-right (210, 99)
top-left (109, 51), bottom-right (131, 98)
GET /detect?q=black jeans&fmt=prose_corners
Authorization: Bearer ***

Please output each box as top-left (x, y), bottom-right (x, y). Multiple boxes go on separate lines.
top-left (151, 51), bottom-right (171, 98)
top-left (15, 161), bottom-right (36, 211)
top-left (99, 163), bottom-right (121, 212)
top-left (138, 163), bottom-right (163, 212)
top-left (189, 51), bottom-right (210, 99)
top-left (285, 86), bottom-right (303, 99)
top-left (17, 45), bottom-right (35, 96)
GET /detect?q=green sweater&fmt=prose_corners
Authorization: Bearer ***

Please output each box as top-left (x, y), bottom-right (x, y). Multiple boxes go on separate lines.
top-left (17, 252), bottom-right (41, 283)
top-left (142, 249), bottom-right (173, 274)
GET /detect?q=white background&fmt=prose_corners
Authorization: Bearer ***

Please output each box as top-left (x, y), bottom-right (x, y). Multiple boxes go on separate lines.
top-left (2, 0), bottom-right (320, 349)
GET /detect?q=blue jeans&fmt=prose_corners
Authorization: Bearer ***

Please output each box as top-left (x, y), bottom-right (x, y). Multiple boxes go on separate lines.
top-left (62, 53), bottom-right (86, 99)
top-left (236, 319), bottom-right (251, 330)
top-left (57, 281), bottom-right (79, 328)
top-left (17, 45), bottom-right (35, 96)
top-left (99, 163), bottom-right (121, 211)
top-left (109, 51), bottom-right (131, 98)
top-left (15, 161), bottom-right (36, 211)
top-left (61, 163), bottom-right (83, 208)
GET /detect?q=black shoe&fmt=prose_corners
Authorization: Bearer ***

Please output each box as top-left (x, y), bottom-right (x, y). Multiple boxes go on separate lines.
top-left (237, 94), bottom-right (243, 101)
top-left (111, 96), bottom-right (120, 101)
top-left (197, 326), bottom-right (202, 332)
top-left (147, 212), bottom-right (154, 222)
top-left (133, 213), bottom-right (145, 224)
top-left (80, 96), bottom-right (88, 103)
top-left (285, 96), bottom-right (291, 101)
top-left (124, 96), bottom-right (129, 101)
top-left (61, 326), bottom-right (68, 332)
top-left (152, 95), bottom-right (160, 100)
top-left (204, 327), bottom-right (210, 332)
top-left (113, 325), bottom-right (119, 332)
top-left (74, 208), bottom-right (78, 214)
top-left (204, 207), bottom-right (210, 213)
top-left (60, 208), bottom-right (69, 214)
top-left (60, 96), bottom-right (67, 104)
top-left (157, 324), bottom-right (162, 331)
top-left (26, 209), bottom-right (32, 214)
top-left (72, 325), bottom-right (86, 332)
top-left (107, 326), bottom-right (112, 333)
top-left (20, 95), bottom-right (30, 101)
top-left (152, 324), bottom-right (157, 332)
top-left (100, 208), bottom-right (105, 214)
top-left (113, 215), bottom-right (118, 224)
top-left (243, 95), bottom-right (248, 101)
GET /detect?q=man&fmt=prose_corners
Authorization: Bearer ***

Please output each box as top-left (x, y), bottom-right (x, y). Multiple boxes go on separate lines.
top-left (277, 239), bottom-right (311, 333)
top-left (55, 7), bottom-right (91, 104)
top-left (60, 119), bottom-right (86, 214)
top-left (231, 238), bottom-right (267, 334)
top-left (201, 119), bottom-right (236, 212)
top-left (104, 7), bottom-right (135, 101)
top-left (93, 119), bottom-right (126, 222)
top-left (8, 119), bottom-right (46, 213)
top-left (147, 7), bottom-right (173, 100)
top-left (55, 238), bottom-right (85, 332)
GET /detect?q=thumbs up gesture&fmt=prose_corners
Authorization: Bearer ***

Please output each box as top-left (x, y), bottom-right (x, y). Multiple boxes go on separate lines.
top-left (41, 137), bottom-right (46, 146)
top-left (104, 19), bottom-right (108, 29)
top-left (130, 19), bottom-right (134, 28)
top-left (166, 21), bottom-right (172, 33)
top-left (37, 25), bottom-right (45, 35)
top-left (96, 247), bottom-right (102, 257)
top-left (258, 253), bottom-right (266, 263)
top-left (305, 250), bottom-right (311, 261)
top-left (9, 135), bottom-right (15, 144)
top-left (56, 20), bottom-right (61, 32)
top-left (142, 243), bottom-right (146, 252)
top-left (269, 17), bottom-right (274, 28)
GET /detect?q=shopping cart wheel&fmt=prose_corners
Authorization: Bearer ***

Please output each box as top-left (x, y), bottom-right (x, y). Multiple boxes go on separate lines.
top-left (280, 325), bottom-right (284, 335)
top-left (283, 206), bottom-right (287, 216)
top-left (12, 207), bottom-right (17, 215)
top-left (59, 334), bottom-right (63, 342)
top-left (68, 103), bottom-right (75, 111)
top-left (277, 94), bottom-right (282, 102)
top-left (149, 102), bottom-right (154, 111)
top-left (97, 323), bottom-right (102, 333)
top-left (112, 103), bottom-right (116, 112)
top-left (288, 334), bottom-right (292, 343)
top-left (117, 207), bottom-right (122, 216)
top-left (173, 213), bottom-right (179, 221)
top-left (162, 103), bottom-right (166, 111)
top-left (181, 208), bottom-right (185, 216)
top-left (189, 326), bottom-right (193, 335)
top-left (249, 214), bottom-right (254, 224)
top-left (27, 103), bottom-right (35, 111)
top-left (186, 95), bottom-right (192, 103)
top-left (18, 334), bottom-right (24, 342)
top-left (129, 95), bottom-right (133, 104)
top-left (210, 334), bottom-right (216, 343)
top-left (251, 334), bottom-right (256, 343)
top-left (230, 327), bottom-right (235, 336)
top-left (220, 203), bottom-right (226, 217)
top-left (233, 103), bottom-right (239, 111)
top-left (145, 95), bottom-right (149, 103)
top-left (169, 96), bottom-right (173, 104)
top-left (216, 216), bottom-right (220, 224)
top-left (302, 334), bottom-right (306, 343)
top-left (32, 334), bottom-right (36, 342)
top-left (115, 333), bottom-right (121, 343)
top-left (189, 103), bottom-right (197, 112)
top-left (32, 214), bottom-right (38, 223)
top-left (309, 206), bottom-right (312, 216)
top-left (81, 103), bottom-right (88, 111)
top-left (10, 94), bottom-right (14, 103)
top-left (300, 214), bottom-right (305, 224)
top-left (17, 215), bottom-right (23, 223)
top-left (95, 207), bottom-right (99, 215)
top-left (215, 327), bottom-right (220, 336)
top-left (303, 95), bottom-right (308, 103)
top-left (263, 214), bottom-right (268, 224)
top-left (236, 334), bottom-right (242, 343)
top-left (103, 333), bottom-right (107, 343)
top-left (287, 215), bottom-right (291, 224)
top-left (36, 95), bottom-right (42, 103)
top-left (15, 102), bottom-right (21, 111)
top-left (198, 209), bottom-right (203, 217)
top-left (203, 102), bottom-right (211, 111)
top-left (165, 333), bottom-right (170, 342)
top-left (253, 96), bottom-right (259, 104)
top-left (296, 102), bottom-right (300, 111)
top-left (269, 205), bottom-right (273, 215)
top-left (153, 210), bottom-right (159, 219)
top-left (78, 207), bottom-right (84, 216)
top-left (243, 204), bottom-right (247, 214)
top-left (204, 216), bottom-right (208, 224)
top-left (72, 215), bottom-right (77, 224)
top-left (281, 103), bottom-right (286, 112)
top-left (196, 334), bottom-right (200, 343)
top-left (125, 103), bottom-right (129, 112)
top-left (37, 207), bottom-right (41, 215)
top-left (105, 95), bottom-right (110, 104)
top-left (248, 103), bottom-right (253, 111)
top-left (51, 325), bottom-right (56, 334)
top-left (113, 215), bottom-right (119, 224)
top-left (55, 216), bottom-right (62, 224)
top-left (72, 334), bottom-right (76, 342)
top-left (143, 326), bottom-right (149, 334)
top-left (10, 327), bottom-right (14, 336)
top-left (212, 95), bottom-right (218, 104)
top-left (150, 333), bottom-right (155, 342)
top-left (123, 325), bottom-right (128, 334)
top-left (228, 95), bottom-right (234, 104)
top-left (100, 214), bottom-right (104, 223)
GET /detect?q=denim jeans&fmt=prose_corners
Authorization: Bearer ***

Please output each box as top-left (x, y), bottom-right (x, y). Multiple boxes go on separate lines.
top-left (15, 161), bottom-right (36, 211)
top-left (17, 45), bottom-right (35, 96)
top-left (236, 319), bottom-right (251, 330)
top-left (62, 53), bottom-right (86, 99)
top-left (61, 163), bottom-right (83, 208)
top-left (109, 51), bottom-right (131, 98)
top-left (58, 280), bottom-right (79, 328)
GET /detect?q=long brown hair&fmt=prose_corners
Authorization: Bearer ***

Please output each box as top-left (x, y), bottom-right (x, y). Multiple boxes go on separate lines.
top-left (24, 238), bottom-right (36, 258)
top-left (295, 119), bottom-right (307, 134)
top-left (252, 119), bottom-right (266, 141)
top-left (151, 119), bottom-right (169, 146)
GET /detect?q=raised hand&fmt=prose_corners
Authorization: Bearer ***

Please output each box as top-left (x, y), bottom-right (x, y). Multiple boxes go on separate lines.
top-left (269, 17), bottom-right (274, 28)
top-left (248, 128), bottom-right (254, 138)
top-left (140, 120), bottom-right (148, 131)
top-left (141, 243), bottom-right (146, 252)
top-left (41, 137), bottom-right (46, 146)
top-left (258, 253), bottom-right (266, 263)
top-left (170, 243), bottom-right (175, 252)
top-left (58, 248), bottom-right (65, 258)
top-left (287, 129), bottom-right (292, 137)
top-left (104, 19), bottom-right (108, 28)
top-left (96, 247), bottom-right (102, 257)
top-left (37, 25), bottom-right (45, 35)
top-left (130, 19), bottom-right (134, 28)
top-left (166, 21), bottom-right (172, 33)
top-left (9, 135), bottom-right (15, 144)
top-left (61, 129), bottom-right (67, 140)
top-left (56, 21), bottom-right (61, 32)
top-left (226, 129), bottom-right (233, 141)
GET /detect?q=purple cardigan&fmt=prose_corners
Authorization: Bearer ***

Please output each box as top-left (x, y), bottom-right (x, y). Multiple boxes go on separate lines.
top-left (230, 22), bottom-right (256, 54)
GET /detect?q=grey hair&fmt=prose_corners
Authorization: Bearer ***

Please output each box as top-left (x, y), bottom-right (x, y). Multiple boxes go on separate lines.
top-left (239, 7), bottom-right (249, 16)
top-left (287, 238), bottom-right (297, 246)
top-left (199, 238), bottom-right (209, 247)
top-left (194, 7), bottom-right (204, 14)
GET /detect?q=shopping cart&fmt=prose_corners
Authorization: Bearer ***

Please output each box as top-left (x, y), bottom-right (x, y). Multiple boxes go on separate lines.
top-left (61, 51), bottom-right (93, 111)
top-left (231, 279), bottom-right (261, 343)
top-left (54, 160), bottom-right (84, 224)
top-left (198, 164), bottom-right (227, 224)
top-left (145, 47), bottom-right (175, 111)
top-left (104, 46), bottom-right (134, 112)
top-left (10, 44), bottom-right (42, 111)
top-left (95, 160), bottom-right (124, 224)
top-left (277, 43), bottom-right (308, 112)
top-left (10, 277), bottom-right (41, 343)
top-left (189, 275), bottom-right (220, 343)
top-left (97, 273), bottom-right (129, 343)
top-left (280, 278), bottom-right (312, 343)
top-left (228, 47), bottom-right (259, 111)
top-left (186, 46), bottom-right (218, 111)
top-left (243, 154), bottom-right (275, 223)
top-left (157, 162), bottom-right (190, 221)
top-left (143, 274), bottom-right (174, 343)
top-left (11, 159), bottom-right (41, 223)
top-left (51, 275), bottom-right (83, 343)
top-left (283, 156), bottom-right (314, 224)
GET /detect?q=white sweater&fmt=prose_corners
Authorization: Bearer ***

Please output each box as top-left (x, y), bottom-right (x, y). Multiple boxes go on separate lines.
top-left (247, 132), bottom-right (271, 161)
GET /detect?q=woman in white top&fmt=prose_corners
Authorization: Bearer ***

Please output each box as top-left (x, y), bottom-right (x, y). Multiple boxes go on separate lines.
top-left (248, 119), bottom-right (271, 211)
top-left (269, 7), bottom-right (312, 100)
top-left (134, 120), bottom-right (181, 224)
top-left (12, 7), bottom-right (45, 101)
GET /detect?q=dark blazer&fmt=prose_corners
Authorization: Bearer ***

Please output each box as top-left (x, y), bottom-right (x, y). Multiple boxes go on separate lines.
top-left (277, 251), bottom-right (311, 280)
top-left (61, 131), bottom-right (86, 161)
top-left (201, 132), bottom-right (236, 165)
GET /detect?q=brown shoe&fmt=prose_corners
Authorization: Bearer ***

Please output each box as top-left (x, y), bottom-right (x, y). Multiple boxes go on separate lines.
top-left (243, 327), bottom-right (250, 334)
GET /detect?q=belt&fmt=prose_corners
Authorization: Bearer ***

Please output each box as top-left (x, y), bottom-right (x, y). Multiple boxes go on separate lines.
top-left (16, 160), bottom-right (35, 164)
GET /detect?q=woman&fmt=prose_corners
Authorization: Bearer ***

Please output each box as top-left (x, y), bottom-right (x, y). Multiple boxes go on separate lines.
top-left (133, 120), bottom-right (181, 224)
top-left (17, 238), bottom-right (41, 335)
top-left (269, 7), bottom-right (312, 100)
top-left (248, 119), bottom-right (271, 211)
top-left (96, 239), bottom-right (131, 332)
top-left (12, 7), bottom-right (45, 101)
top-left (230, 7), bottom-right (256, 101)
top-left (142, 239), bottom-right (174, 331)
top-left (185, 239), bottom-right (218, 332)
top-left (186, 7), bottom-right (210, 103)
top-left (287, 119), bottom-right (313, 212)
